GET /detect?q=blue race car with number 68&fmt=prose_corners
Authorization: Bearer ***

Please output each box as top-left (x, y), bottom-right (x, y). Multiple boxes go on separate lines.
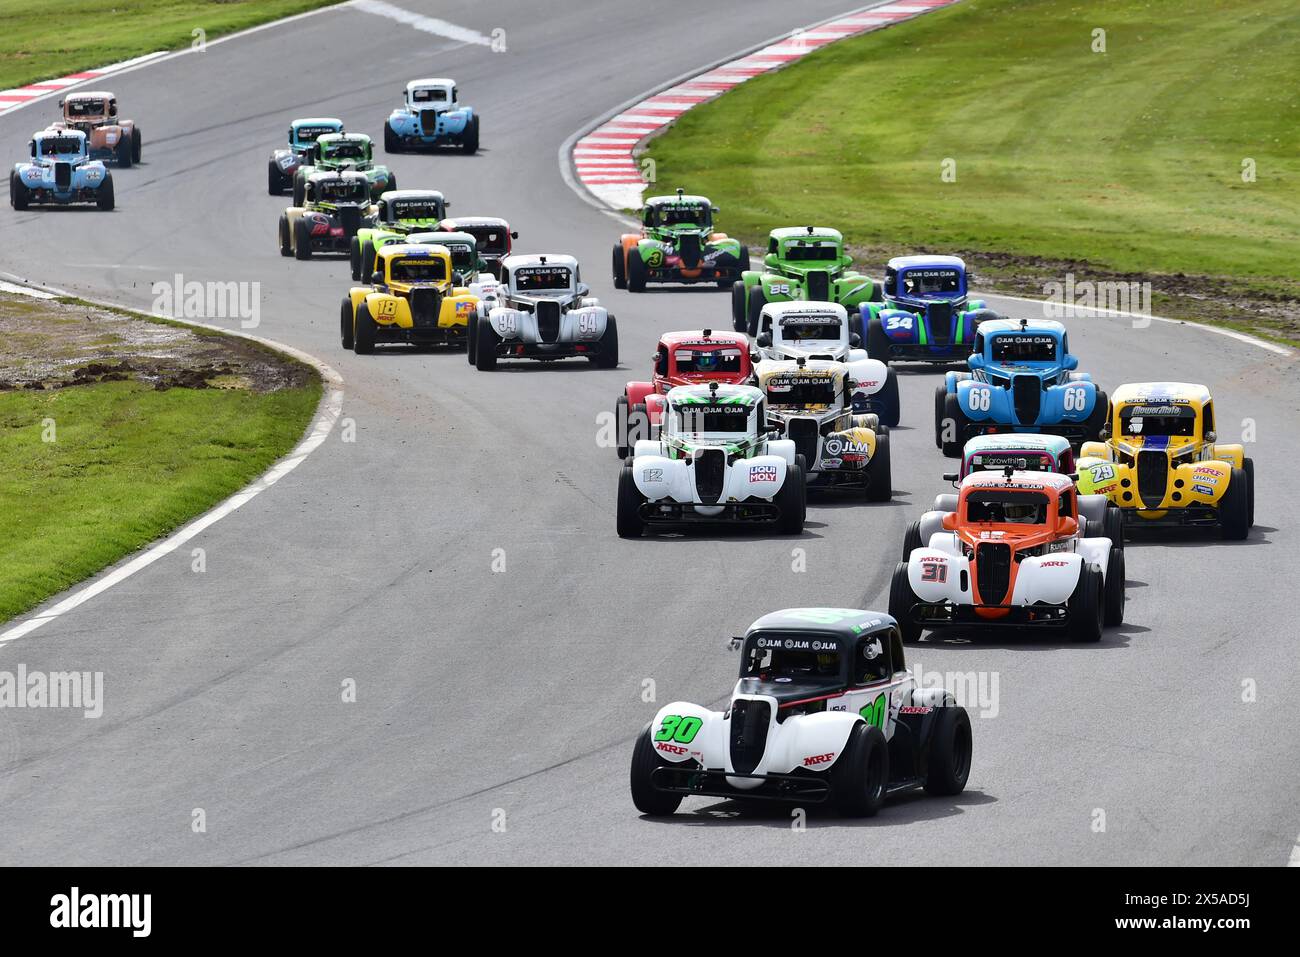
top-left (934, 317), bottom-right (1107, 457)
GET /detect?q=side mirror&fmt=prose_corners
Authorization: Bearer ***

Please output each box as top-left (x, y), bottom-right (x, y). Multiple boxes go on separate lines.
top-left (444, 199), bottom-right (451, 207)
top-left (1063, 354), bottom-right (1079, 371)
top-left (941, 513), bottom-right (958, 531)
top-left (727, 636), bottom-right (744, 651)
top-left (712, 206), bottom-right (720, 213)
top-left (371, 271), bottom-right (383, 284)
top-left (942, 472), bottom-right (958, 482)
top-left (849, 333), bottom-right (861, 347)
top-left (1205, 430), bottom-right (1216, 443)
top-left (756, 332), bottom-right (772, 347)
top-left (29, 141), bottom-right (36, 158)
top-left (1099, 426), bottom-right (1111, 440)
top-left (576, 282), bottom-right (590, 298)
top-left (511, 231), bottom-right (519, 239)
top-left (842, 254), bottom-right (854, 267)
top-left (1067, 472), bottom-right (1080, 482)
top-left (968, 353), bottom-right (983, 368)
top-left (764, 253), bottom-right (778, 268)
top-left (1058, 516), bottom-right (1079, 537)
top-left (109, 104), bottom-right (118, 117)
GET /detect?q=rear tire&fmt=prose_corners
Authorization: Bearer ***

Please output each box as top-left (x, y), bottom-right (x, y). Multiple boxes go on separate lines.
top-left (10, 172), bottom-right (30, 211)
top-left (384, 123), bottom-right (400, 154)
top-left (933, 385), bottom-right (947, 450)
top-left (746, 285), bottom-right (768, 337)
top-left (775, 459), bottom-right (806, 534)
top-left (359, 240), bottom-right (376, 282)
top-left (872, 369), bottom-right (901, 428)
top-left (1103, 546), bottom-right (1125, 627)
top-left (461, 115), bottom-right (480, 154)
top-left (595, 315), bottom-right (619, 368)
top-left (888, 562), bottom-right (923, 643)
top-left (267, 161), bottom-right (282, 195)
top-left (339, 297), bottom-right (354, 350)
top-left (95, 175), bottom-right (114, 211)
top-left (626, 248), bottom-right (647, 292)
top-left (615, 395), bottom-right (631, 458)
top-left (1104, 504), bottom-right (1125, 548)
top-left (923, 705), bottom-right (972, 796)
top-left (294, 217), bottom-right (313, 260)
top-left (611, 243), bottom-right (626, 289)
top-left (1068, 564), bottom-right (1104, 643)
top-left (630, 725), bottom-right (681, 815)
top-left (1084, 388), bottom-right (1108, 442)
top-left (466, 313), bottom-right (479, 365)
top-left (352, 303), bottom-right (376, 354)
top-left (617, 465), bottom-right (645, 538)
top-left (902, 520), bottom-right (923, 561)
top-left (866, 433), bottom-right (892, 502)
top-left (349, 237), bottom-right (363, 280)
top-left (1218, 466), bottom-right (1250, 540)
top-left (115, 135), bottom-right (132, 168)
top-left (291, 174), bottom-right (306, 208)
top-left (1242, 457), bottom-right (1255, 528)
top-left (731, 281), bottom-right (748, 332)
top-left (278, 214), bottom-right (292, 256)
top-left (830, 723), bottom-right (889, 817)
top-left (132, 127), bottom-right (142, 164)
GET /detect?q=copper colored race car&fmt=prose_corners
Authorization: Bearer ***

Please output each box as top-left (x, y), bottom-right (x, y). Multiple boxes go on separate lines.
top-left (51, 92), bottom-right (141, 167)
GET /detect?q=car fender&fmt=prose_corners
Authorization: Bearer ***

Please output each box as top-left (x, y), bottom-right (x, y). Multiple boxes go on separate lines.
top-left (442, 291), bottom-right (479, 327)
top-left (767, 438), bottom-right (797, 468)
top-left (845, 357), bottom-right (888, 398)
top-left (1176, 459), bottom-right (1232, 504)
top-left (763, 710), bottom-right (862, 775)
top-left (908, 549), bottom-right (968, 602)
top-left (631, 454), bottom-right (692, 501)
top-left (1076, 536), bottom-right (1112, 575)
top-left (487, 305), bottom-right (529, 340)
top-left (820, 426), bottom-right (876, 470)
top-left (387, 110), bottom-right (415, 134)
top-left (1076, 458), bottom-right (1124, 499)
top-left (943, 369), bottom-right (970, 394)
top-left (728, 454), bottom-right (789, 501)
top-left (565, 304), bottom-right (608, 340)
top-left (917, 510), bottom-right (948, 548)
top-left (468, 275), bottom-right (500, 302)
top-left (957, 377), bottom-right (1001, 421)
top-left (625, 380), bottom-right (654, 408)
top-left (1042, 380), bottom-right (1097, 422)
top-left (1011, 553), bottom-right (1083, 604)
top-left (878, 309), bottom-right (920, 343)
top-left (648, 702), bottom-right (721, 766)
top-left (1210, 443), bottom-right (1245, 469)
top-left (362, 291), bottom-right (411, 326)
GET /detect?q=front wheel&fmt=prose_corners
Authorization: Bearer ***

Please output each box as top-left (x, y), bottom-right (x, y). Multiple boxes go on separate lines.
top-left (630, 725), bottom-right (681, 815)
top-left (267, 161), bottom-right (282, 195)
top-left (349, 237), bottom-right (363, 280)
top-left (10, 173), bottom-right (30, 211)
top-left (278, 214), bottom-right (292, 256)
top-left (617, 465), bottom-right (645, 538)
top-left (923, 705), bottom-right (972, 796)
top-left (866, 313), bottom-right (891, 364)
top-left (132, 127), bottom-right (142, 164)
top-left (594, 315), bottom-right (619, 368)
top-left (872, 369), bottom-right (901, 428)
top-left (353, 303), bottom-right (377, 354)
top-left (1084, 388), bottom-right (1108, 442)
top-left (830, 723), bottom-right (889, 818)
top-left (115, 135), bottom-right (132, 168)
top-left (294, 217), bottom-right (313, 260)
top-left (1104, 504), bottom-right (1125, 548)
top-left (461, 115), bottom-right (480, 154)
top-left (865, 433), bottom-right (892, 502)
top-left (731, 281), bottom-right (748, 332)
top-left (746, 285), bottom-right (768, 337)
top-left (775, 459), bottom-right (806, 534)
top-left (1068, 564), bottom-right (1104, 643)
top-left (466, 313), bottom-right (479, 365)
top-left (384, 123), bottom-right (400, 154)
top-left (475, 317), bottom-right (500, 370)
top-left (95, 175), bottom-right (115, 211)
top-left (626, 248), bottom-right (647, 292)
top-left (1218, 466), bottom-right (1250, 540)
top-left (940, 392), bottom-right (969, 457)
top-left (1103, 546), bottom-right (1125, 627)
top-left (339, 297), bottom-right (354, 350)
top-left (901, 520), bottom-right (923, 562)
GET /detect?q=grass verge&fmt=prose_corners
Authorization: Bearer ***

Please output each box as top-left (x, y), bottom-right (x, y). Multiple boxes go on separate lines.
top-left (645, 0), bottom-right (1300, 344)
top-left (0, 0), bottom-right (345, 90)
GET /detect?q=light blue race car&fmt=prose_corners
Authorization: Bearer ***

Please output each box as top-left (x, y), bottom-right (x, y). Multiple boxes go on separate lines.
top-left (10, 129), bottom-right (114, 210)
top-left (384, 78), bottom-right (479, 154)
top-left (934, 317), bottom-right (1107, 456)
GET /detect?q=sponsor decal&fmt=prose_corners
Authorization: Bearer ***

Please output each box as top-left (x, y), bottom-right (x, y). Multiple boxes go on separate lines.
top-left (656, 742), bottom-right (688, 756)
top-left (1192, 483), bottom-right (1215, 496)
top-left (1040, 560), bottom-right (1069, 567)
top-left (1193, 468), bottom-right (1220, 481)
top-left (823, 436), bottom-right (872, 457)
top-left (642, 468), bottom-right (663, 482)
top-left (755, 637), bottom-right (838, 651)
top-left (899, 706), bottom-right (933, 715)
top-left (749, 465), bottom-right (779, 483)
top-left (803, 752), bottom-right (835, 767)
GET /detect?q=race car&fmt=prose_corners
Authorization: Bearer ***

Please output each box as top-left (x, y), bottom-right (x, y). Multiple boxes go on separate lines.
top-left (350, 190), bottom-right (451, 279)
top-left (615, 329), bottom-right (754, 457)
top-left (384, 78), bottom-right (479, 153)
top-left (268, 117), bottom-right (342, 194)
top-left (278, 171), bottom-right (376, 260)
top-left (339, 243), bottom-right (482, 353)
top-left (890, 468), bottom-right (1125, 643)
top-left (291, 132), bottom-right (395, 204)
top-left (10, 129), bottom-right (113, 210)
top-left (732, 226), bottom-right (883, 336)
top-left (756, 356), bottom-right (892, 501)
top-left (859, 255), bottom-right (1001, 364)
top-left (631, 608), bottom-right (972, 818)
top-left (469, 254), bottom-right (617, 370)
top-left (618, 383), bottom-right (805, 537)
top-left (935, 317), bottom-right (1107, 456)
top-left (436, 216), bottom-right (516, 278)
top-left (1076, 382), bottom-right (1254, 539)
top-left (754, 301), bottom-right (900, 426)
top-left (377, 230), bottom-right (499, 300)
top-left (901, 433), bottom-right (1125, 558)
top-left (612, 188), bottom-right (749, 291)
top-left (49, 91), bottom-right (141, 167)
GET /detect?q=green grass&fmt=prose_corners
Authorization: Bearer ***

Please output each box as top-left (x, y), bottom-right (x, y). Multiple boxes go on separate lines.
top-left (647, 0), bottom-right (1300, 334)
top-left (0, 0), bottom-right (344, 89)
top-left (0, 378), bottom-right (320, 622)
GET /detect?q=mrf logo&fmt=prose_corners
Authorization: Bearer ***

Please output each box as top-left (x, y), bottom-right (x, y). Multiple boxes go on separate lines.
top-left (803, 752), bottom-right (835, 767)
top-left (657, 742), bottom-right (688, 756)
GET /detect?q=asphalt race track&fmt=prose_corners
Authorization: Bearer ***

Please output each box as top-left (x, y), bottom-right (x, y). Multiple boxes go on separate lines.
top-left (1, 0), bottom-right (1297, 866)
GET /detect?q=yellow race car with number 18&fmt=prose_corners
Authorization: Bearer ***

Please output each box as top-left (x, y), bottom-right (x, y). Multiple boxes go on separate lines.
top-left (1075, 382), bottom-right (1254, 539)
top-left (339, 243), bottom-right (482, 354)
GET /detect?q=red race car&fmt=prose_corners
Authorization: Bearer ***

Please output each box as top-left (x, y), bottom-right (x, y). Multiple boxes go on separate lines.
top-left (615, 329), bottom-right (754, 457)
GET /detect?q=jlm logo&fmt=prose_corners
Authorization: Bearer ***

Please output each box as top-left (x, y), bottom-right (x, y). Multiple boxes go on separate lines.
top-left (50, 887), bottom-right (151, 937)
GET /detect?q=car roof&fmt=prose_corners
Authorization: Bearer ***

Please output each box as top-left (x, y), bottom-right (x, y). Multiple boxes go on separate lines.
top-left (379, 243), bottom-right (450, 259)
top-left (1110, 382), bottom-right (1210, 405)
top-left (64, 91), bottom-right (114, 100)
top-left (964, 433), bottom-right (1070, 455)
top-left (645, 194), bottom-right (710, 206)
top-left (318, 132), bottom-right (369, 142)
top-left (660, 330), bottom-right (746, 347)
top-left (380, 189), bottom-right (446, 201)
top-left (764, 300), bottom-right (848, 322)
top-left (292, 117), bottom-right (344, 127)
top-left (747, 608), bottom-right (897, 640)
top-left (666, 383), bottom-right (761, 404)
top-left (770, 226), bottom-right (842, 241)
top-left (441, 216), bottom-right (508, 228)
top-left (35, 128), bottom-right (86, 141)
top-left (979, 317), bottom-right (1067, 336)
top-left (961, 469), bottom-right (1074, 492)
top-left (307, 169), bottom-right (369, 182)
top-left (406, 230), bottom-right (475, 244)
top-left (503, 254), bottom-right (577, 269)
top-left (887, 254), bottom-right (965, 270)
top-left (408, 78), bottom-right (456, 89)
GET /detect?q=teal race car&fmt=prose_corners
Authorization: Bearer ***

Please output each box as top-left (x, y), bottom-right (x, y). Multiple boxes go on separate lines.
top-left (292, 132), bottom-right (395, 205)
top-left (349, 189), bottom-right (451, 280)
top-left (733, 226), bottom-right (883, 335)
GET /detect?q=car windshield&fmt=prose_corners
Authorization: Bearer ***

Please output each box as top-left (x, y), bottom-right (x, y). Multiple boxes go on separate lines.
top-left (412, 88), bottom-right (448, 103)
top-left (462, 226), bottom-right (508, 255)
top-left (315, 180), bottom-right (367, 203)
top-left (656, 204), bottom-right (709, 227)
top-left (991, 335), bottom-right (1057, 363)
top-left (38, 137), bottom-right (81, 156)
top-left (1119, 404), bottom-right (1197, 437)
top-left (515, 266), bottom-right (570, 292)
top-left (783, 241), bottom-right (839, 262)
top-left (389, 258), bottom-right (446, 282)
top-left (391, 199), bottom-right (443, 221)
top-left (295, 125), bottom-right (336, 144)
top-left (66, 99), bottom-right (105, 118)
top-left (443, 244), bottom-right (475, 270)
top-left (326, 142), bottom-right (367, 160)
top-left (901, 268), bottom-right (962, 297)
top-left (743, 639), bottom-right (842, 682)
top-left (968, 452), bottom-right (1053, 473)
top-left (673, 348), bottom-right (743, 375)
top-left (965, 490), bottom-right (1050, 524)
top-left (781, 317), bottom-right (841, 342)
top-left (766, 375), bottom-right (837, 408)
top-left (672, 403), bottom-right (750, 436)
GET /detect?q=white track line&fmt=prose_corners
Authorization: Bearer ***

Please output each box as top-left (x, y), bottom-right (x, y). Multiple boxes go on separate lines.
top-left (0, 282), bottom-right (345, 648)
top-left (350, 0), bottom-right (491, 45)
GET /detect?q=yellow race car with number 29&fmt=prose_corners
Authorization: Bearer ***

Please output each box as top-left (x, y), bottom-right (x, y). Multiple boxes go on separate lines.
top-left (339, 243), bottom-right (483, 354)
top-left (1075, 382), bottom-right (1254, 539)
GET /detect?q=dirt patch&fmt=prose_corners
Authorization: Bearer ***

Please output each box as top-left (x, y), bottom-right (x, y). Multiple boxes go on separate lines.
top-left (842, 243), bottom-right (1300, 346)
top-left (0, 294), bottom-right (314, 393)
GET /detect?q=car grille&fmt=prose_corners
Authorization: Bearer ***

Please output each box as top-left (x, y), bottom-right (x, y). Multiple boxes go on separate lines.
top-left (54, 162), bottom-right (72, 189)
top-left (419, 110), bottom-right (440, 135)
top-left (1137, 449), bottom-right (1168, 509)
top-left (337, 206), bottom-right (362, 236)
top-left (786, 417), bottom-right (820, 468)
top-left (408, 287), bottom-right (441, 328)
top-left (927, 300), bottom-right (954, 344)
top-left (693, 448), bottom-right (726, 504)
top-left (729, 699), bottom-right (770, 775)
top-left (806, 270), bottom-right (830, 301)
top-left (535, 299), bottom-right (560, 343)
top-left (1012, 374), bottom-right (1041, 425)
top-left (677, 233), bottom-right (701, 268)
top-left (975, 542), bottom-right (1012, 605)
